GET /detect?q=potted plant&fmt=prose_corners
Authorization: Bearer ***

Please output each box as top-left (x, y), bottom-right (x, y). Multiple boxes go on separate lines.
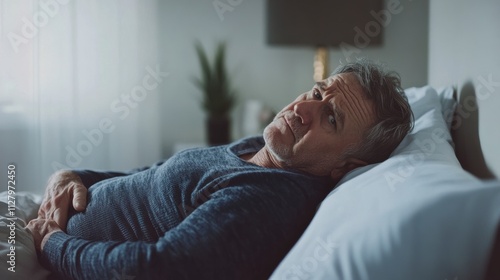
top-left (192, 41), bottom-right (236, 146)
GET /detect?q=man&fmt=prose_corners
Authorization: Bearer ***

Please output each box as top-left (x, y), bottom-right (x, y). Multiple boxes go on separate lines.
top-left (27, 60), bottom-right (413, 279)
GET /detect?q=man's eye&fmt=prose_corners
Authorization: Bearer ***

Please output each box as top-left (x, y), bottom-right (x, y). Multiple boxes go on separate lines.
top-left (328, 115), bottom-right (336, 126)
top-left (313, 89), bottom-right (322, 100)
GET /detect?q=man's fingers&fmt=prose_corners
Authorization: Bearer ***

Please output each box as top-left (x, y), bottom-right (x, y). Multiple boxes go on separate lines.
top-left (52, 203), bottom-right (68, 231)
top-left (25, 220), bottom-right (43, 250)
top-left (37, 207), bottom-right (46, 219)
top-left (36, 171), bottom-right (86, 230)
top-left (25, 219), bottom-right (62, 252)
top-left (72, 184), bottom-right (87, 211)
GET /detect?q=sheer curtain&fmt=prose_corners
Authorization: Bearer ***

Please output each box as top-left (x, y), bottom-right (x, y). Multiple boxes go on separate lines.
top-left (0, 0), bottom-right (162, 194)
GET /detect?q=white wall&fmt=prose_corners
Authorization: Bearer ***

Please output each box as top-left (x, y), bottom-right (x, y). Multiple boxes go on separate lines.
top-left (0, 0), bottom-right (162, 194)
top-left (157, 0), bottom-right (429, 156)
top-left (428, 0), bottom-right (500, 178)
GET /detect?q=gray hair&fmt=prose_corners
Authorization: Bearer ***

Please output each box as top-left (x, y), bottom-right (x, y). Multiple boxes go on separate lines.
top-left (332, 58), bottom-right (414, 164)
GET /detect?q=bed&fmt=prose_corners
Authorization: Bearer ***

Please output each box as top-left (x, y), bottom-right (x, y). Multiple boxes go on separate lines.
top-left (1, 86), bottom-right (499, 279)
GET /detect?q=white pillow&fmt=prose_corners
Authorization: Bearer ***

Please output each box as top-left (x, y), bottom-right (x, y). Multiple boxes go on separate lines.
top-left (436, 86), bottom-right (457, 131)
top-left (271, 86), bottom-right (500, 280)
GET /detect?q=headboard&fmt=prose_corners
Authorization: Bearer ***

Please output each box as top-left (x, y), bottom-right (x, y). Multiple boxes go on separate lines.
top-left (428, 0), bottom-right (500, 179)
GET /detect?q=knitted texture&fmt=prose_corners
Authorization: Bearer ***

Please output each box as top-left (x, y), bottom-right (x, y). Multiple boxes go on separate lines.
top-left (41, 137), bottom-right (332, 279)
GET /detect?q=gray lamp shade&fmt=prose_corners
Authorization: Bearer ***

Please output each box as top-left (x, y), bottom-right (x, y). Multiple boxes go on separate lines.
top-left (266, 0), bottom-right (384, 47)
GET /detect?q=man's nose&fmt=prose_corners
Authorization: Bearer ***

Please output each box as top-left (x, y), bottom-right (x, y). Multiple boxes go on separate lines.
top-left (293, 100), bottom-right (320, 125)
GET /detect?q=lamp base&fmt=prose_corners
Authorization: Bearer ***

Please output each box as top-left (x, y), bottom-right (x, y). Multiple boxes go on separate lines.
top-left (313, 47), bottom-right (329, 82)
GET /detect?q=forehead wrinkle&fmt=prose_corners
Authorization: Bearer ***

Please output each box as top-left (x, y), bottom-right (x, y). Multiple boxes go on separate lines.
top-left (325, 74), bottom-right (375, 131)
top-left (330, 76), bottom-right (359, 126)
top-left (327, 77), bottom-right (339, 89)
top-left (321, 78), bottom-right (347, 128)
top-left (337, 78), bottom-right (375, 131)
top-left (331, 101), bottom-right (345, 128)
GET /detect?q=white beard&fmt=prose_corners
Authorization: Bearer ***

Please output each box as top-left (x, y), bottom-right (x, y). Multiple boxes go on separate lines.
top-left (262, 125), bottom-right (292, 166)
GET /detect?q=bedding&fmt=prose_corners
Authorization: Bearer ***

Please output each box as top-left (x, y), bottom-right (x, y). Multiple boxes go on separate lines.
top-left (270, 86), bottom-right (500, 279)
top-left (0, 192), bottom-right (51, 280)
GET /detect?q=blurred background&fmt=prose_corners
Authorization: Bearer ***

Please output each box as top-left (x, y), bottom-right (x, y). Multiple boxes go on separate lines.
top-left (0, 0), bottom-right (499, 194)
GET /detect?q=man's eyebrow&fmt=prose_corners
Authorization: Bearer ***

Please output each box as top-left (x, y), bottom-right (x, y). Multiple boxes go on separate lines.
top-left (315, 81), bottom-right (327, 90)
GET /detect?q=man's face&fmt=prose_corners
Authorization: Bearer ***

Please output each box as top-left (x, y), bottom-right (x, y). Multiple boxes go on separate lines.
top-left (263, 72), bottom-right (376, 180)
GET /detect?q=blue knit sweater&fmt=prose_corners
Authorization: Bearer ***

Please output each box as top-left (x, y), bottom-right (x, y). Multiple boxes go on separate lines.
top-left (41, 137), bottom-right (333, 279)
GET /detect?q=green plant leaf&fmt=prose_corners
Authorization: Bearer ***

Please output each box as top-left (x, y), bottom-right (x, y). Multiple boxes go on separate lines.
top-left (194, 41), bottom-right (212, 89)
top-left (192, 40), bottom-right (236, 116)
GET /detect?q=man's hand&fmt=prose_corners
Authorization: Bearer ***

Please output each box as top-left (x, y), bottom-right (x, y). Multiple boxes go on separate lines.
top-left (38, 170), bottom-right (87, 230)
top-left (25, 219), bottom-right (62, 252)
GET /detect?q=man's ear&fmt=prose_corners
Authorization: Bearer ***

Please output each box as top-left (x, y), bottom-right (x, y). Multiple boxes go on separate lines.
top-left (330, 158), bottom-right (368, 182)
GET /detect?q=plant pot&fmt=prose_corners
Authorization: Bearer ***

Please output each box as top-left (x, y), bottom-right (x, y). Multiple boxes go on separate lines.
top-left (206, 115), bottom-right (231, 146)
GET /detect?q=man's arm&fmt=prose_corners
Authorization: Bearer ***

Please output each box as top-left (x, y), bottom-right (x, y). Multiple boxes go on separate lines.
top-left (37, 160), bottom-right (166, 228)
top-left (38, 184), bottom-right (313, 280)
top-left (73, 159), bottom-right (166, 188)
top-left (70, 169), bottom-right (133, 188)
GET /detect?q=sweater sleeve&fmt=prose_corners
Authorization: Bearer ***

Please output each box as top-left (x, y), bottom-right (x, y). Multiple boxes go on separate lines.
top-left (72, 160), bottom-right (166, 188)
top-left (40, 184), bottom-right (316, 280)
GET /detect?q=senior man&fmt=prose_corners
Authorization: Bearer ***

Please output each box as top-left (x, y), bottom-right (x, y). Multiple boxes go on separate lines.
top-left (27, 60), bottom-right (413, 280)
